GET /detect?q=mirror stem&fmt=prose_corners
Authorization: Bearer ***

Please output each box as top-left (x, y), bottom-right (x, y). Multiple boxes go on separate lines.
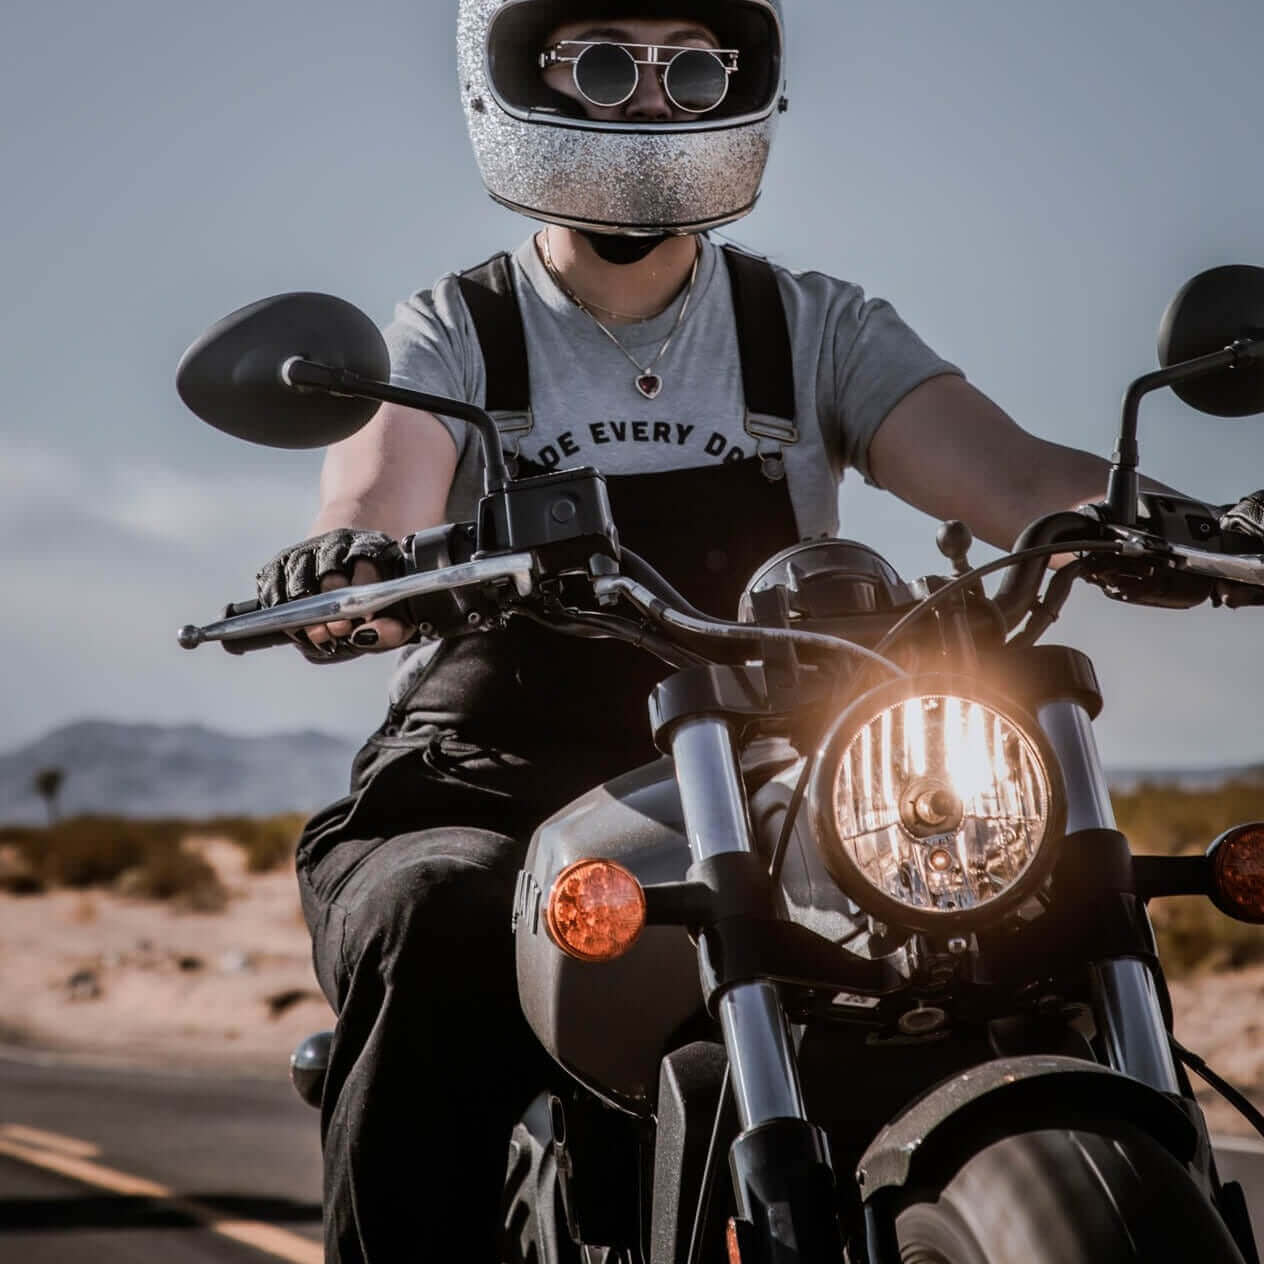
top-left (282, 358), bottom-right (511, 491)
top-left (1106, 340), bottom-right (1257, 525)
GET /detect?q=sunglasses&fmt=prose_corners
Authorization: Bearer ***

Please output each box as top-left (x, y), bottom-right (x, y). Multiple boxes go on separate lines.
top-left (540, 40), bottom-right (740, 114)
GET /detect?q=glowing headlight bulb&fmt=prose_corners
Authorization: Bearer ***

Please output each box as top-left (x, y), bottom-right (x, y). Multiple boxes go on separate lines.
top-left (811, 682), bottom-right (1063, 931)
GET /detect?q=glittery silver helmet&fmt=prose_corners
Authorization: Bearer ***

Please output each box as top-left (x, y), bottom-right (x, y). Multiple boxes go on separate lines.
top-left (457, 0), bottom-right (786, 235)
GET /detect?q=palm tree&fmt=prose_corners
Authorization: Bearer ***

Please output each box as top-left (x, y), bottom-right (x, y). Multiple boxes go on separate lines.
top-left (32, 767), bottom-right (65, 826)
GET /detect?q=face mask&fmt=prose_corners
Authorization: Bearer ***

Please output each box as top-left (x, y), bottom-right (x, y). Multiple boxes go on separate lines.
top-left (581, 231), bottom-right (671, 265)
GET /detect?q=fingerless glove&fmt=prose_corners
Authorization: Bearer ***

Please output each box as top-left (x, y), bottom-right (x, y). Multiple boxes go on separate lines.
top-left (1220, 490), bottom-right (1264, 542)
top-left (256, 528), bottom-right (404, 663)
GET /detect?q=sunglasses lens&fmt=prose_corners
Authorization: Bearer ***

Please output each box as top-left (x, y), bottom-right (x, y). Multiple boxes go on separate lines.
top-left (574, 43), bottom-right (638, 107)
top-left (664, 49), bottom-right (729, 113)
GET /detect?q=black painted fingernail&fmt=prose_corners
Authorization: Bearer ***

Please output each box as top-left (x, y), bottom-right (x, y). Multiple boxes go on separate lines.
top-left (352, 627), bottom-right (379, 648)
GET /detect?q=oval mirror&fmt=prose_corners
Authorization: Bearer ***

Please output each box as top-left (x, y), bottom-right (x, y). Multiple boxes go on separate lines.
top-left (176, 293), bottom-right (390, 448)
top-left (1158, 265), bottom-right (1264, 417)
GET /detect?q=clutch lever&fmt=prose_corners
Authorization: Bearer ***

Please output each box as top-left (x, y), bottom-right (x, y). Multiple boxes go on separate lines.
top-left (178, 553), bottom-right (537, 649)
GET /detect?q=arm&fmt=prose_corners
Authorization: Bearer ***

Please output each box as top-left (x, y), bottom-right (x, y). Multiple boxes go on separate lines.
top-left (310, 403), bottom-right (459, 540)
top-left (867, 374), bottom-right (1168, 550)
top-left (305, 404), bottom-right (460, 650)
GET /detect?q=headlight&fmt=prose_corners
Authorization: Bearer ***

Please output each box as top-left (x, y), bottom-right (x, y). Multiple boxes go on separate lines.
top-left (809, 676), bottom-right (1065, 932)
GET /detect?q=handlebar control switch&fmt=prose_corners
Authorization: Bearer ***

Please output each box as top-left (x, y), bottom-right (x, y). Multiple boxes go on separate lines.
top-left (399, 522), bottom-right (504, 638)
top-left (936, 520), bottom-right (974, 577)
top-left (477, 467), bottom-right (619, 574)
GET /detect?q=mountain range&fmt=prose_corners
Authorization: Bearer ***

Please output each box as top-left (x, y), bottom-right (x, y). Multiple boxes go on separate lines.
top-left (1, 720), bottom-right (1259, 825)
top-left (0, 720), bottom-right (360, 824)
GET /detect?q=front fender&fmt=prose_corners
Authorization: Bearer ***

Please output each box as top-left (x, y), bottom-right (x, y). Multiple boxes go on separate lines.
top-left (856, 1055), bottom-right (1198, 1201)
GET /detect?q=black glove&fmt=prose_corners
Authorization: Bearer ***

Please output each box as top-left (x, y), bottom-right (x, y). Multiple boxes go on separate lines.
top-left (256, 528), bottom-right (404, 663)
top-left (1220, 490), bottom-right (1264, 543)
top-left (1216, 491), bottom-right (1264, 607)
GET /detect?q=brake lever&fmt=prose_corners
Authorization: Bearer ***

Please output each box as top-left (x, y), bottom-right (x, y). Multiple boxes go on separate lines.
top-left (178, 553), bottom-right (536, 649)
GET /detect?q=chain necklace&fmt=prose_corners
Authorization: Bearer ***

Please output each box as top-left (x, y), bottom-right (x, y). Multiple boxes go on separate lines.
top-left (540, 229), bottom-right (700, 400)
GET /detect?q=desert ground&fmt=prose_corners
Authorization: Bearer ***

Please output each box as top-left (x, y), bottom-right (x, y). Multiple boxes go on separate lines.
top-left (0, 838), bottom-right (333, 1075)
top-left (1, 835), bottom-right (1260, 1137)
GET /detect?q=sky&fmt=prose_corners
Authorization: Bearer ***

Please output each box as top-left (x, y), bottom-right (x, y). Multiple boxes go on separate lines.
top-left (1, 0), bottom-right (1262, 768)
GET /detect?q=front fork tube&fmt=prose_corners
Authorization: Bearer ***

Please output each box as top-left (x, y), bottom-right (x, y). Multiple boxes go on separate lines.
top-left (1038, 701), bottom-right (1181, 1094)
top-left (670, 717), bottom-right (841, 1257)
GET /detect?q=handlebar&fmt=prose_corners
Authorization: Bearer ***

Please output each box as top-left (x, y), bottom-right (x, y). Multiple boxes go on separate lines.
top-left (217, 600), bottom-right (293, 655)
top-left (179, 511), bottom-right (1264, 663)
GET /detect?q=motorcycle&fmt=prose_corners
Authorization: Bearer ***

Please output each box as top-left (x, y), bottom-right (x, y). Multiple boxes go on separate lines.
top-left (176, 265), bottom-right (1264, 1262)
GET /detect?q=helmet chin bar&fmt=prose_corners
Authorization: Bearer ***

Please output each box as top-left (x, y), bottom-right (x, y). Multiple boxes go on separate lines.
top-left (580, 230), bottom-right (672, 265)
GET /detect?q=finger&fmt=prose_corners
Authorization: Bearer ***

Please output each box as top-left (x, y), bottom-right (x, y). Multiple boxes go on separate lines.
top-left (314, 571), bottom-right (357, 641)
top-left (343, 559), bottom-right (416, 651)
top-left (284, 548), bottom-right (319, 602)
top-left (257, 557), bottom-right (287, 608)
top-left (351, 614), bottom-right (414, 651)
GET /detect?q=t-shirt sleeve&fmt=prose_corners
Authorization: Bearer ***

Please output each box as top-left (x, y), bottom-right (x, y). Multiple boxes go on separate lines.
top-left (382, 276), bottom-right (483, 455)
top-left (824, 284), bottom-right (962, 488)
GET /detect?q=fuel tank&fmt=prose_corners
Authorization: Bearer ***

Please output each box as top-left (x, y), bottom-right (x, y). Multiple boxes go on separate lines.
top-left (514, 757), bottom-right (699, 1113)
top-left (514, 742), bottom-right (873, 1114)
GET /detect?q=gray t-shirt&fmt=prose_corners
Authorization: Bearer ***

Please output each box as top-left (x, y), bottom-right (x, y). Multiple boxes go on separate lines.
top-left (384, 235), bottom-right (959, 540)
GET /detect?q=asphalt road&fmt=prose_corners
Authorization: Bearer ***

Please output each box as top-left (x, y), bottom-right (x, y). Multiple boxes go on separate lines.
top-left (2, 1046), bottom-right (1262, 1261)
top-left (0, 1048), bottom-right (322, 1262)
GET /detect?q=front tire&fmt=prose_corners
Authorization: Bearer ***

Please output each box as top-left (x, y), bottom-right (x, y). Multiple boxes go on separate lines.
top-left (502, 1093), bottom-right (576, 1264)
top-left (894, 1125), bottom-right (1248, 1263)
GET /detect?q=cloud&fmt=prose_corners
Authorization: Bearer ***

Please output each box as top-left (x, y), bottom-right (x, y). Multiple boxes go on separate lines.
top-left (0, 436), bottom-right (314, 566)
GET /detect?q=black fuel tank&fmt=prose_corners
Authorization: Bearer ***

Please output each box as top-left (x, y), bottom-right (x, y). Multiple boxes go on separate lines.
top-left (515, 757), bottom-right (703, 1113)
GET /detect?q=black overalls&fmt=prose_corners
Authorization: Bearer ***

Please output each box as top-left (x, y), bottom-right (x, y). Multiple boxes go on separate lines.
top-left (296, 248), bottom-right (806, 1264)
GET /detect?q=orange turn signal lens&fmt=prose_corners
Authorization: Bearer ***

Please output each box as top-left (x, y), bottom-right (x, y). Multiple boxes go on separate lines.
top-left (545, 859), bottom-right (646, 962)
top-left (1209, 823), bottom-right (1264, 924)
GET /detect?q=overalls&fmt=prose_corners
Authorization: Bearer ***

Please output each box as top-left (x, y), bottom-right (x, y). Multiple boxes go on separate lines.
top-left (296, 247), bottom-right (807, 1263)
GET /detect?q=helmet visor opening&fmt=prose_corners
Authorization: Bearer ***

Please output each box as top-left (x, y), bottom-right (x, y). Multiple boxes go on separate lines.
top-left (488, 0), bottom-right (782, 125)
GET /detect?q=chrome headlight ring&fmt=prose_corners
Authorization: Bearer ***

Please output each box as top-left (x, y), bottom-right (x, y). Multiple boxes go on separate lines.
top-left (808, 674), bottom-right (1066, 934)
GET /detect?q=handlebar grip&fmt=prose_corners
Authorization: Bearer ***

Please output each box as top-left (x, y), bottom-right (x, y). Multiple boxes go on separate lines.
top-left (220, 600), bottom-right (296, 655)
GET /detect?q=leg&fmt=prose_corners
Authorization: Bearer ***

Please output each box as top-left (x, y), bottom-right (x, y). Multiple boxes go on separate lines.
top-left (301, 827), bottom-right (552, 1264)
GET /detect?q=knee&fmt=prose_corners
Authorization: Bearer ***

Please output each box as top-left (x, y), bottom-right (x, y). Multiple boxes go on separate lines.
top-left (341, 829), bottom-right (521, 975)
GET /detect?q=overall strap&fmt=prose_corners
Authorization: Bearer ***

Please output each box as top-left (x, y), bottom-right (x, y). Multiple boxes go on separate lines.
top-left (720, 245), bottom-right (799, 481)
top-left (456, 245), bottom-right (800, 478)
top-left (455, 254), bottom-right (533, 460)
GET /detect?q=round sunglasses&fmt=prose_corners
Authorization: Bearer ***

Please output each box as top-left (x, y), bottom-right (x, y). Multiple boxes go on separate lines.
top-left (540, 41), bottom-right (740, 115)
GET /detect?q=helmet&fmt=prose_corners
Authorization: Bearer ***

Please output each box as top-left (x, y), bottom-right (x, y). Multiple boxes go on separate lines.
top-left (456, 0), bottom-right (786, 235)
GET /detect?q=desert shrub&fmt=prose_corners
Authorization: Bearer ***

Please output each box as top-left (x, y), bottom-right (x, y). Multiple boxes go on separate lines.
top-left (116, 848), bottom-right (227, 910)
top-left (0, 812), bottom-right (305, 902)
top-left (1112, 777), bottom-right (1264, 856)
top-left (206, 814), bottom-right (306, 872)
top-left (1113, 776), bottom-right (1264, 977)
top-left (1149, 895), bottom-right (1264, 976)
top-left (1, 817), bottom-right (171, 888)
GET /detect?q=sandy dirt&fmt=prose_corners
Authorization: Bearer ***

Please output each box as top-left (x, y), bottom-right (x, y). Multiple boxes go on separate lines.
top-left (0, 838), bottom-right (333, 1075)
top-left (1, 837), bottom-right (1261, 1137)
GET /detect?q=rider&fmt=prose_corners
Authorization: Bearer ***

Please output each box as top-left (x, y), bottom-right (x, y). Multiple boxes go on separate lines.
top-left (256, 3), bottom-right (1264, 1259)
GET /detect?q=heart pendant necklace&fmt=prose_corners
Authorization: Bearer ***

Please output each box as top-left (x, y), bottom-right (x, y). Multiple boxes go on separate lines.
top-left (541, 230), bottom-right (699, 400)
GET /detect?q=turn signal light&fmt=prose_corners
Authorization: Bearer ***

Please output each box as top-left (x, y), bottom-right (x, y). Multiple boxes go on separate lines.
top-left (545, 859), bottom-right (646, 962)
top-left (1209, 823), bottom-right (1264, 924)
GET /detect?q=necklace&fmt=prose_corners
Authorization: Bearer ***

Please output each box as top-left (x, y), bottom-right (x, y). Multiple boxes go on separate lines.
top-left (540, 229), bottom-right (700, 400)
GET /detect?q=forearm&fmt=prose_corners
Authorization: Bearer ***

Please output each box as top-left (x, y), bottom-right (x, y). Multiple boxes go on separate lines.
top-left (1018, 441), bottom-right (1181, 534)
top-left (307, 403), bottom-right (459, 540)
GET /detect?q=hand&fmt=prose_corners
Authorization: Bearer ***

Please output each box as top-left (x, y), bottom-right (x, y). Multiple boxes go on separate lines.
top-left (1220, 490), bottom-right (1264, 543)
top-left (256, 528), bottom-right (417, 662)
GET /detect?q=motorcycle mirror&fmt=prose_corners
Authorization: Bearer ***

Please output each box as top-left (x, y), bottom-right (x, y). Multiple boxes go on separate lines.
top-left (1158, 265), bottom-right (1264, 417)
top-left (176, 292), bottom-right (390, 449)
